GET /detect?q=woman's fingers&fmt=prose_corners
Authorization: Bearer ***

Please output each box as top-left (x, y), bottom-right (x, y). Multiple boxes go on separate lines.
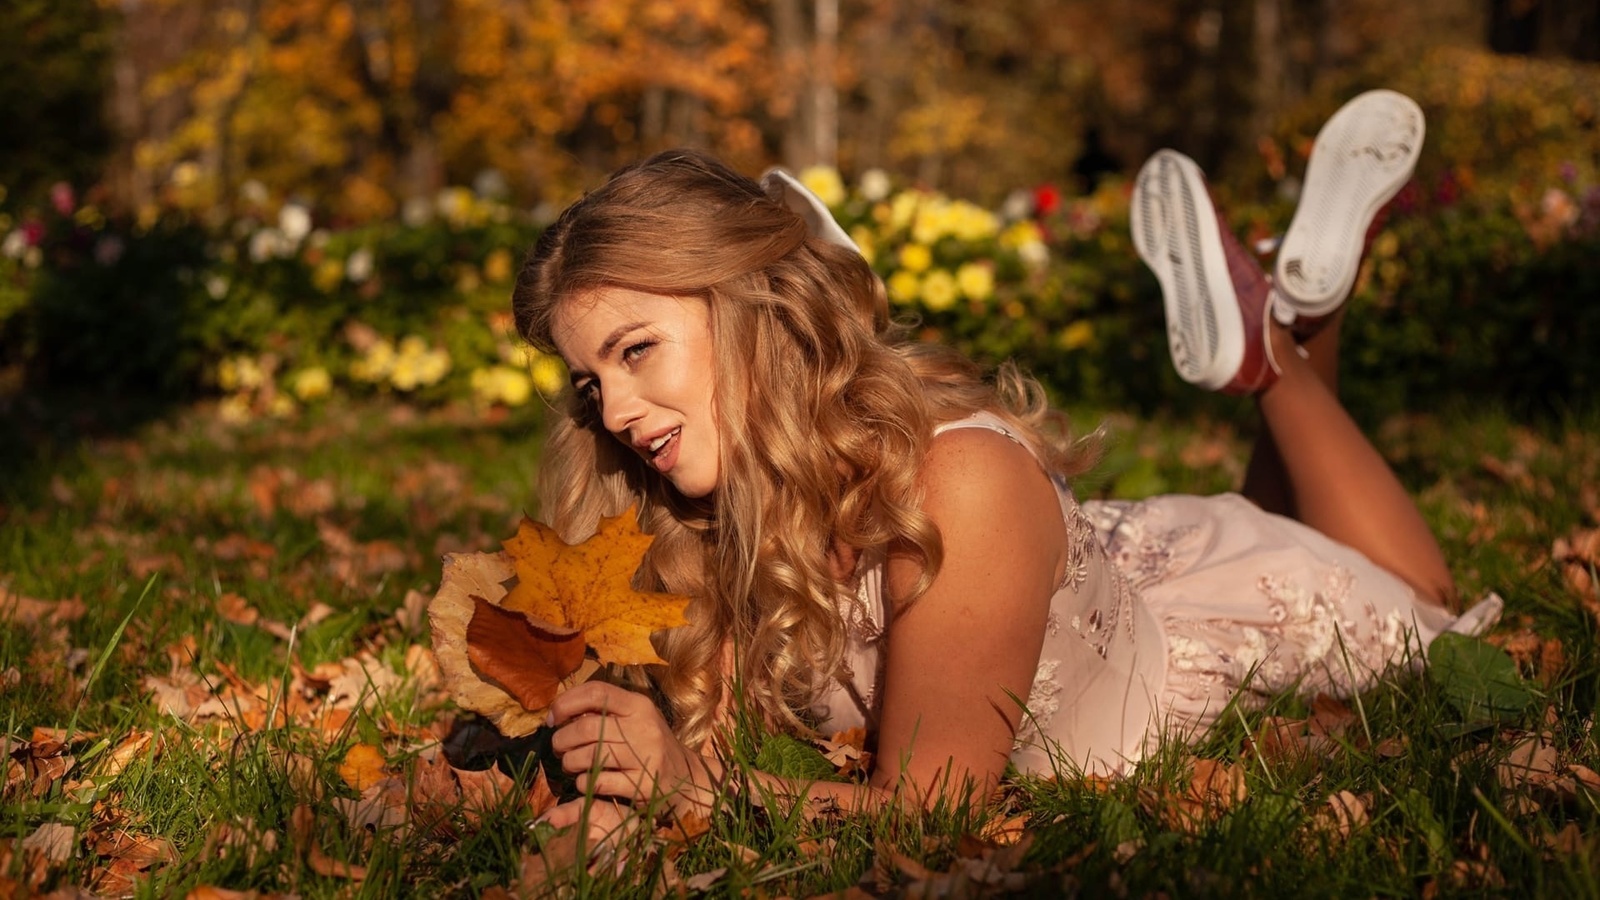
top-left (547, 681), bottom-right (649, 727)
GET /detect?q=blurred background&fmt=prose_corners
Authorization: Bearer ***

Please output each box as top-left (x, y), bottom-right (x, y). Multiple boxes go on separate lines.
top-left (2, 0), bottom-right (1598, 427)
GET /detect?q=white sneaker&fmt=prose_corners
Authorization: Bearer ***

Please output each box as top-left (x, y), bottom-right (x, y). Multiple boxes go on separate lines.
top-left (1273, 90), bottom-right (1425, 325)
top-left (1130, 150), bottom-right (1279, 395)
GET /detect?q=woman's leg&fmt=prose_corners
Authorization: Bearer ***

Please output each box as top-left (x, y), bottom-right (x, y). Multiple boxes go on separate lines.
top-left (1239, 308), bottom-right (1344, 518)
top-left (1254, 317), bottom-right (1456, 608)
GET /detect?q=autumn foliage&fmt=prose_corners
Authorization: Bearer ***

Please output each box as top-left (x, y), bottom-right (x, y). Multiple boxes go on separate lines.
top-left (428, 508), bottom-right (690, 735)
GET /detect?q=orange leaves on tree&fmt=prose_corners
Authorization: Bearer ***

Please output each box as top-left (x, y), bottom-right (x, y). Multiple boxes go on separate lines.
top-left (430, 508), bottom-right (690, 737)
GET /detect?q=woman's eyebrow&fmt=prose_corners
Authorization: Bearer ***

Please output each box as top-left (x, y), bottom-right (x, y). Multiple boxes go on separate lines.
top-left (568, 321), bottom-right (650, 382)
top-left (595, 322), bottom-right (648, 360)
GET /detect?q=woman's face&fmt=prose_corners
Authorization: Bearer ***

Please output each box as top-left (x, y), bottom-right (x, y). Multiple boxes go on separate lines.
top-left (552, 288), bottom-right (721, 499)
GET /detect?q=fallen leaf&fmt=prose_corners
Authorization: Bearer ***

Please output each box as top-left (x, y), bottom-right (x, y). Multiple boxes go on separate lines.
top-left (1497, 736), bottom-right (1561, 790)
top-left (289, 803), bottom-right (366, 882)
top-left (94, 731), bottom-right (156, 780)
top-left (1310, 790), bottom-right (1369, 841)
top-left (0, 588), bottom-right (87, 627)
top-left (21, 823), bottom-right (75, 863)
top-left (339, 743), bottom-right (387, 791)
top-left (216, 593), bottom-right (261, 627)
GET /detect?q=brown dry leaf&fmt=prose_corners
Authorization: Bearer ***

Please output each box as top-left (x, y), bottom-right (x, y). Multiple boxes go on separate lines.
top-left (7, 740), bottom-right (75, 800)
top-left (1310, 790), bottom-right (1369, 841)
top-left (656, 810), bottom-right (712, 861)
top-left (465, 597), bottom-right (586, 713)
top-left (429, 552), bottom-right (548, 737)
top-left (216, 593), bottom-right (260, 627)
top-left (977, 814), bottom-right (1029, 846)
top-left (1163, 758), bottom-right (1247, 833)
top-left (1308, 695), bottom-right (1355, 737)
top-left (393, 588), bottom-right (430, 636)
top-left (818, 726), bottom-right (872, 777)
top-left (1497, 736), bottom-right (1561, 790)
top-left (94, 731), bottom-right (155, 781)
top-left (499, 509), bottom-right (691, 666)
top-left (21, 822), bottom-right (75, 863)
top-left (456, 763), bottom-right (518, 825)
top-left (288, 803), bottom-right (366, 882)
top-left (0, 588), bottom-right (87, 627)
top-left (339, 743), bottom-right (387, 791)
top-left (510, 829), bottom-right (586, 896)
top-left (334, 777), bottom-right (412, 841)
top-left (1541, 822), bottom-right (1585, 855)
top-left (198, 818), bottom-right (279, 869)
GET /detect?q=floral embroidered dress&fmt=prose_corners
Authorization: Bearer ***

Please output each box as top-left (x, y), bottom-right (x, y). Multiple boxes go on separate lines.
top-left (811, 412), bottom-right (1502, 776)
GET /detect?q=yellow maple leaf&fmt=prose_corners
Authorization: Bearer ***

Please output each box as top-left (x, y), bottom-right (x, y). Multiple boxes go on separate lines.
top-left (500, 508), bottom-right (689, 667)
top-left (427, 507), bottom-right (690, 737)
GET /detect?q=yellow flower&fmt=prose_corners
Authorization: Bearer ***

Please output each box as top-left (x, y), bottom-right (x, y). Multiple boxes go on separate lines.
top-left (217, 358), bottom-right (240, 392)
top-left (798, 165), bottom-right (846, 208)
top-left (1372, 231), bottom-right (1401, 259)
top-left (312, 258), bottom-right (344, 293)
top-left (887, 270), bottom-right (920, 306)
top-left (350, 340), bottom-right (396, 382)
top-left (398, 335), bottom-right (429, 358)
top-left (471, 366), bottom-right (534, 407)
top-left (530, 353), bottom-right (568, 397)
top-left (411, 348), bottom-right (452, 388)
top-left (225, 355), bottom-right (265, 391)
top-left (217, 393), bottom-right (252, 424)
top-left (1000, 220), bottom-right (1044, 249)
top-left (289, 366), bottom-right (332, 401)
top-left (887, 191), bottom-right (922, 233)
top-left (268, 394), bottom-right (298, 419)
top-left (1060, 319), bottom-right (1096, 351)
top-left (920, 269), bottom-right (958, 312)
top-left (898, 242), bottom-right (933, 274)
top-left (483, 248), bottom-right (515, 284)
top-left (849, 226), bottom-right (877, 265)
top-left (956, 262), bottom-right (994, 302)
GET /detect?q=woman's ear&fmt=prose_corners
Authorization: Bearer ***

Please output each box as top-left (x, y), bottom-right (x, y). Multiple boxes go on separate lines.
top-left (760, 168), bottom-right (863, 256)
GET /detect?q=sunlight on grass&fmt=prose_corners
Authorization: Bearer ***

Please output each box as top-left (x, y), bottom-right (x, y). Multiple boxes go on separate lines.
top-left (3, 398), bottom-right (1599, 896)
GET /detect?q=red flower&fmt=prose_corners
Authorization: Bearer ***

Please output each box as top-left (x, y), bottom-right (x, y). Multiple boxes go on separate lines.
top-left (1033, 183), bottom-right (1061, 217)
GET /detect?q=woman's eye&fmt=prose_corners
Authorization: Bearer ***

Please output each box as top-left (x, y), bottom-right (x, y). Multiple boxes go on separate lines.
top-left (622, 341), bottom-right (655, 364)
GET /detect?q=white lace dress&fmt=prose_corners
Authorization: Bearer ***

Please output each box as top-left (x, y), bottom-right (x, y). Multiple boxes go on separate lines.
top-left (810, 412), bottom-right (1501, 776)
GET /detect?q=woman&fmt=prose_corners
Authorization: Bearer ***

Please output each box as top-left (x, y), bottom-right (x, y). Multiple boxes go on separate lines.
top-left (515, 90), bottom-right (1499, 838)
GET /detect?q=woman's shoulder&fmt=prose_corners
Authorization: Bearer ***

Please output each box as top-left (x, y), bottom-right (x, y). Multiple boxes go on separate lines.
top-left (918, 424), bottom-right (1063, 533)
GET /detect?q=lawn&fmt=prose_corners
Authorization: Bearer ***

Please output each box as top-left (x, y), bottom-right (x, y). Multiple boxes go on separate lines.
top-left (2, 395), bottom-right (1597, 898)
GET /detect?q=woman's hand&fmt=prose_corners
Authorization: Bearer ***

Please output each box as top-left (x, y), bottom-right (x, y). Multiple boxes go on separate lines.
top-left (546, 681), bottom-right (718, 809)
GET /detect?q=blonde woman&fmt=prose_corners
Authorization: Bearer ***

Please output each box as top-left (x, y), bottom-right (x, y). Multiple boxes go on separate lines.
top-left (516, 91), bottom-right (1498, 840)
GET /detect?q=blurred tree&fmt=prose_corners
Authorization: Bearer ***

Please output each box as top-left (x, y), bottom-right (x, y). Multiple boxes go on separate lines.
top-left (0, 0), bottom-right (115, 207)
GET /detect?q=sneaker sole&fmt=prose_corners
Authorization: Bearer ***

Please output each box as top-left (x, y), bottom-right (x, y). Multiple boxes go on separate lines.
top-left (1274, 89), bottom-right (1425, 316)
top-left (1130, 150), bottom-right (1243, 391)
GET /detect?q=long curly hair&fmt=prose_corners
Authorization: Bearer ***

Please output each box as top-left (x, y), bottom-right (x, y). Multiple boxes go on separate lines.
top-left (512, 149), bottom-right (1097, 749)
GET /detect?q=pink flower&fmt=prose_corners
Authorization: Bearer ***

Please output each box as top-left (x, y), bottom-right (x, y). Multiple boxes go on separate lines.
top-left (50, 182), bottom-right (75, 217)
top-left (22, 221), bottom-right (44, 247)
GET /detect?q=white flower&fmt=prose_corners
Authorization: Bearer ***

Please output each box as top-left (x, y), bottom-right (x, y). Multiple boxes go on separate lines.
top-left (278, 203), bottom-right (312, 244)
top-left (240, 179), bottom-right (269, 207)
top-left (858, 168), bottom-right (892, 202)
top-left (248, 228), bottom-right (290, 262)
top-left (204, 274), bottom-right (230, 300)
top-left (345, 247), bottom-right (374, 283)
top-left (1, 230), bottom-right (25, 259)
top-left (401, 196), bottom-right (433, 228)
top-left (1017, 240), bottom-right (1050, 269)
top-left (1000, 189), bottom-right (1033, 222)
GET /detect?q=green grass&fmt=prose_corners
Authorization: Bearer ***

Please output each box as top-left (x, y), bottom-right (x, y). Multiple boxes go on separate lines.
top-left (2, 396), bottom-right (1598, 897)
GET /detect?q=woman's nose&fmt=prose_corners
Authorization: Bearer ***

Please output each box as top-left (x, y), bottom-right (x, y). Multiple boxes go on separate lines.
top-left (600, 385), bottom-right (646, 435)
